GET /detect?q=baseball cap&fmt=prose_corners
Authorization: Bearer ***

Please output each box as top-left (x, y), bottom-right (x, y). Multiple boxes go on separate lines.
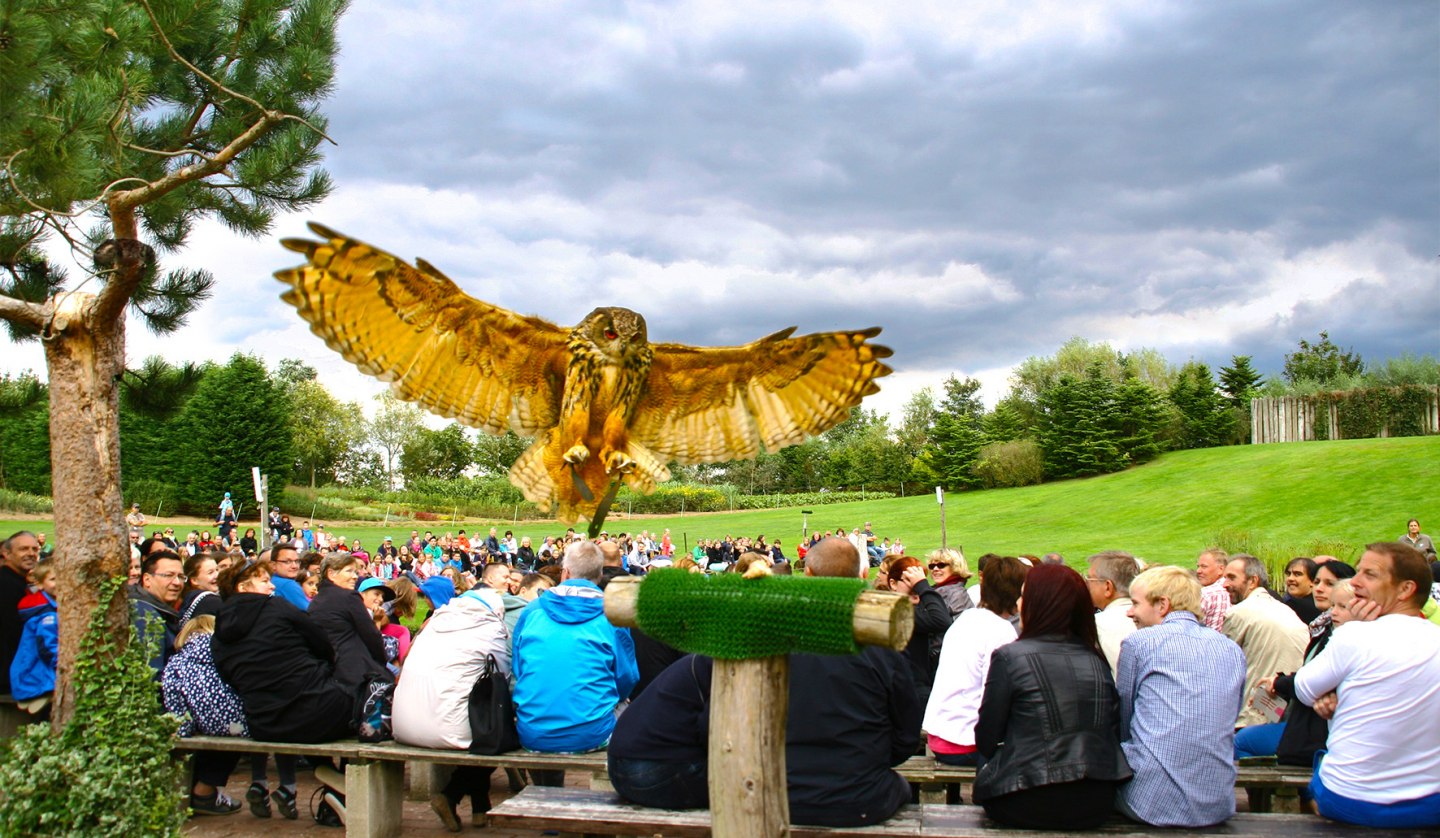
top-left (357, 577), bottom-right (396, 601)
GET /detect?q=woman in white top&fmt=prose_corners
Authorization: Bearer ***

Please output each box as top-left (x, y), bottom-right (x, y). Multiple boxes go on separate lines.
top-left (923, 556), bottom-right (1030, 772)
top-left (392, 587), bottom-right (510, 830)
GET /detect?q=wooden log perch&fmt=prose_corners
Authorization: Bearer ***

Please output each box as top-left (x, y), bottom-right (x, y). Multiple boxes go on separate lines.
top-left (603, 573), bottom-right (915, 838)
top-left (603, 575), bottom-right (914, 651)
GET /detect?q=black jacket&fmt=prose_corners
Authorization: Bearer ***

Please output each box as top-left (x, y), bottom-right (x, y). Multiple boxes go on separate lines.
top-left (973, 636), bottom-right (1132, 803)
top-left (786, 647), bottom-right (922, 827)
top-left (902, 579), bottom-right (952, 703)
top-left (0, 565), bottom-right (30, 693)
top-left (212, 593), bottom-right (353, 742)
top-left (1273, 625), bottom-right (1334, 766)
top-left (307, 580), bottom-right (391, 693)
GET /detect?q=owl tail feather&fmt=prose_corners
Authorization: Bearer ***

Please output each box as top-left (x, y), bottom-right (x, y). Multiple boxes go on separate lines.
top-left (509, 439), bottom-right (556, 514)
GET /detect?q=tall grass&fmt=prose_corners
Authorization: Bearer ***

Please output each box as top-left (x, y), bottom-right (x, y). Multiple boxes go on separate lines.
top-left (0, 487), bottom-right (52, 515)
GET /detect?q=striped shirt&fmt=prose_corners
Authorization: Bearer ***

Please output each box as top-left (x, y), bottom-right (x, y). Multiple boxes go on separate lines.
top-left (1200, 578), bottom-right (1230, 630)
top-left (1116, 611), bottom-right (1246, 827)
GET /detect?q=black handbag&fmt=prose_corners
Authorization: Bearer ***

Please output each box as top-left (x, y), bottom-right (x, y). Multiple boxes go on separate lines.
top-left (467, 654), bottom-right (520, 754)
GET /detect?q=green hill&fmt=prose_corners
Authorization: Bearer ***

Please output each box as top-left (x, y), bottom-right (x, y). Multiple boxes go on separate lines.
top-left (6, 436), bottom-right (1436, 573)
top-left (630, 436), bottom-right (1438, 569)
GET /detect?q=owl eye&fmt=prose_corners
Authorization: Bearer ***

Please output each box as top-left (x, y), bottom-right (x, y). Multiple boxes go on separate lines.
top-left (604, 329), bottom-right (618, 340)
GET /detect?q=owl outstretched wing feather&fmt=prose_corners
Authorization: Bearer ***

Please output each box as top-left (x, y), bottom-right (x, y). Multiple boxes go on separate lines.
top-left (630, 327), bottom-right (893, 463)
top-left (274, 223), bottom-right (569, 435)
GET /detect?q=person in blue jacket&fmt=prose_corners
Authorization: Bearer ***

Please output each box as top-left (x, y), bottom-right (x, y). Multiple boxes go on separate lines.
top-left (512, 540), bottom-right (639, 763)
top-left (268, 543), bottom-right (311, 611)
top-left (10, 564), bottom-right (57, 706)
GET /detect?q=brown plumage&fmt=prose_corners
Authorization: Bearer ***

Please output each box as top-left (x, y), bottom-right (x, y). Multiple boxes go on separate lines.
top-left (275, 222), bottom-right (894, 525)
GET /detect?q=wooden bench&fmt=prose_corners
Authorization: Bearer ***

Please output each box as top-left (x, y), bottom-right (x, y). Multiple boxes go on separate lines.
top-left (487, 786), bottom-right (1426, 837)
top-left (893, 755), bottom-right (1311, 813)
top-left (172, 735), bottom-right (611, 837)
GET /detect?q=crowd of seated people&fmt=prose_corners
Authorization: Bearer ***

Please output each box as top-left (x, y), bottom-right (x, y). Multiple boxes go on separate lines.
top-left (1, 512), bottom-right (1438, 831)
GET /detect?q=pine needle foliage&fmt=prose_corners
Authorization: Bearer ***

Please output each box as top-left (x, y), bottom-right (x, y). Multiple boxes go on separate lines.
top-left (0, 0), bottom-right (345, 331)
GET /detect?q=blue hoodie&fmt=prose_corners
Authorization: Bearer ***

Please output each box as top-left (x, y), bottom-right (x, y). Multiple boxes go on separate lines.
top-left (511, 579), bottom-right (639, 752)
top-left (10, 591), bottom-right (57, 701)
top-left (272, 575), bottom-right (310, 611)
top-left (420, 576), bottom-right (456, 612)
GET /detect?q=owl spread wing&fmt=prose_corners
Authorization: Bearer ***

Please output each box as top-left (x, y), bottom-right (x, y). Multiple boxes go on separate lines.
top-left (274, 223), bottom-right (569, 435)
top-left (630, 327), bottom-right (893, 463)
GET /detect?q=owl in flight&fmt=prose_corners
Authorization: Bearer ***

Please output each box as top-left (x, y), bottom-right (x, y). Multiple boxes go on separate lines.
top-left (276, 223), bottom-right (893, 529)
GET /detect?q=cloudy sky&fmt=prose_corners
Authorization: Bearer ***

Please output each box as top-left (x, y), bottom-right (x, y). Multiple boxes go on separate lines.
top-left (9, 0), bottom-right (1439, 420)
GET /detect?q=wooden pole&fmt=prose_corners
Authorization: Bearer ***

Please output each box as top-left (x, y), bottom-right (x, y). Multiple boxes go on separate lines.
top-left (710, 656), bottom-right (790, 837)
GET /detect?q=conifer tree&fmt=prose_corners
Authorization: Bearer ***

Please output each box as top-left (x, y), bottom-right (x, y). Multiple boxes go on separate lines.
top-left (0, 0), bottom-right (345, 723)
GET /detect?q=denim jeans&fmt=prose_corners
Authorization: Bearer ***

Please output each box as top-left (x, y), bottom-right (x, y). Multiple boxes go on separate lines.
top-left (1311, 751), bottom-right (1440, 829)
top-left (608, 757), bottom-right (709, 810)
top-left (1233, 722), bottom-right (1284, 759)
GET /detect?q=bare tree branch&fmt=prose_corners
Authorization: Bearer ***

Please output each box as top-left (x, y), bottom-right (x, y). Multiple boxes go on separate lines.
top-left (0, 294), bottom-right (46, 329)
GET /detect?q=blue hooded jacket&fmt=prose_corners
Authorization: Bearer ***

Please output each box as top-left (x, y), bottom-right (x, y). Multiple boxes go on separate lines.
top-left (420, 576), bottom-right (456, 612)
top-left (512, 579), bottom-right (639, 752)
top-left (10, 591), bottom-right (57, 701)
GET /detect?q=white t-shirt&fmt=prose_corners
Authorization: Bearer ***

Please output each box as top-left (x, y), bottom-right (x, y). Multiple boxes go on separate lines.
top-left (922, 608), bottom-right (1018, 747)
top-left (1096, 597), bottom-right (1137, 678)
top-left (1295, 614), bottom-right (1440, 803)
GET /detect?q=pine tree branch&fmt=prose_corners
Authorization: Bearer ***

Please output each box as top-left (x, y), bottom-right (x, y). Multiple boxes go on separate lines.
top-left (131, 0), bottom-right (335, 147)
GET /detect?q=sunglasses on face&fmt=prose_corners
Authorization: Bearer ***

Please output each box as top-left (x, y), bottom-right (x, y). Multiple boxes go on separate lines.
top-left (927, 563), bottom-right (947, 570)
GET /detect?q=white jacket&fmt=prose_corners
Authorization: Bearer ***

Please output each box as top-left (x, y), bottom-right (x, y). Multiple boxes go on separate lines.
top-left (393, 591), bottom-right (511, 750)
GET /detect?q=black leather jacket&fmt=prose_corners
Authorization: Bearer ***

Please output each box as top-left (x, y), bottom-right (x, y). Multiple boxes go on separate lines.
top-left (973, 635), bottom-right (1132, 803)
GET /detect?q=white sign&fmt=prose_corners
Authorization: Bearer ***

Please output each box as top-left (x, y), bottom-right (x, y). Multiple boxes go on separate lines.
top-left (935, 486), bottom-right (944, 505)
top-left (252, 467), bottom-right (264, 503)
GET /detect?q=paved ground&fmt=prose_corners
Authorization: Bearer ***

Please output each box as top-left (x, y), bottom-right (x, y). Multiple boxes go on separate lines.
top-left (184, 763), bottom-right (563, 837)
top-left (184, 764), bottom-right (1261, 836)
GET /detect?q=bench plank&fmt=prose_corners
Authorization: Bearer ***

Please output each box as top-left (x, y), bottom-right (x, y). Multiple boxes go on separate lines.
top-left (488, 787), bottom-right (1434, 838)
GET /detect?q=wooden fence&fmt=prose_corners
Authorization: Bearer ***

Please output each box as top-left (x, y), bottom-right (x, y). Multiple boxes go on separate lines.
top-left (1251, 385), bottom-right (1440, 444)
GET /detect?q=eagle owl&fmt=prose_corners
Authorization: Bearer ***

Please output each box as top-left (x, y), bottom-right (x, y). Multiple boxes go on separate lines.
top-left (275, 223), bottom-right (893, 527)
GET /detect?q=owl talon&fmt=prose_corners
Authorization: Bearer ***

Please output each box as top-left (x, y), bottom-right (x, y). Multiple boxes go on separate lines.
top-left (563, 444), bottom-right (590, 464)
top-left (604, 451), bottom-right (635, 474)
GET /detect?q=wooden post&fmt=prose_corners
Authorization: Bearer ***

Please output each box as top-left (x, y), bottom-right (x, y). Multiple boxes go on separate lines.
top-left (709, 657), bottom-right (790, 837)
top-left (603, 577), bottom-right (911, 838)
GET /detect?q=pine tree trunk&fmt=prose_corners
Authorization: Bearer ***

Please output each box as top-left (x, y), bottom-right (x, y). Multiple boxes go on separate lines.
top-left (43, 291), bottom-right (131, 726)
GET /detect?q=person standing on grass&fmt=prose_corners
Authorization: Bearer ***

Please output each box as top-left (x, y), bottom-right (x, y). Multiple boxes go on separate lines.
top-left (1115, 565), bottom-right (1244, 827)
top-left (1400, 518), bottom-right (1436, 562)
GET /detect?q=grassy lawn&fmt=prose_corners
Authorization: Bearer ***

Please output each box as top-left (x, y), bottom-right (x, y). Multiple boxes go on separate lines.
top-left (4, 436), bottom-right (1436, 570)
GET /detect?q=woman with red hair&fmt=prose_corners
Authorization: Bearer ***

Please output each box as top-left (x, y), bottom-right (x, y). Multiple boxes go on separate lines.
top-left (971, 563), bottom-right (1132, 829)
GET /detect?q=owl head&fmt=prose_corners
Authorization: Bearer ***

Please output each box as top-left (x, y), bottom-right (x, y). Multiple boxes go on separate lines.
top-left (578, 307), bottom-right (649, 360)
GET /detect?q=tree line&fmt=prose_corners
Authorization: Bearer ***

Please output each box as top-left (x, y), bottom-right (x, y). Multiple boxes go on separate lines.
top-left (0, 333), bottom-right (1433, 511)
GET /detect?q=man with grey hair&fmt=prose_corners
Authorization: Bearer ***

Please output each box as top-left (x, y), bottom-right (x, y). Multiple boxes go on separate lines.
top-left (1, 531), bottom-right (41, 694)
top-left (1196, 547), bottom-right (1231, 630)
top-left (1087, 550), bottom-right (1142, 677)
top-left (1221, 554), bottom-right (1307, 728)
top-left (511, 540), bottom-right (639, 768)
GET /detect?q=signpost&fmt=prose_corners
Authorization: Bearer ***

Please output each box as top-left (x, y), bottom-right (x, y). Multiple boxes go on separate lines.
top-left (801, 509), bottom-right (813, 543)
top-left (936, 486), bottom-right (945, 550)
top-left (252, 466), bottom-right (269, 551)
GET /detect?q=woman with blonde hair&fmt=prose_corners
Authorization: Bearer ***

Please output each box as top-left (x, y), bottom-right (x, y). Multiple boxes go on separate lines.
top-left (926, 548), bottom-right (975, 617)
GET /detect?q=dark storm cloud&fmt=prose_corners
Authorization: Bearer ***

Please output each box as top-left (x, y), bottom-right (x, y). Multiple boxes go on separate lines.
top-left (296, 0), bottom-right (1437, 401)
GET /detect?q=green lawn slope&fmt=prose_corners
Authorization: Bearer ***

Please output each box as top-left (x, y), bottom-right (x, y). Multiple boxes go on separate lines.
top-left (5, 437), bottom-right (1436, 571)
